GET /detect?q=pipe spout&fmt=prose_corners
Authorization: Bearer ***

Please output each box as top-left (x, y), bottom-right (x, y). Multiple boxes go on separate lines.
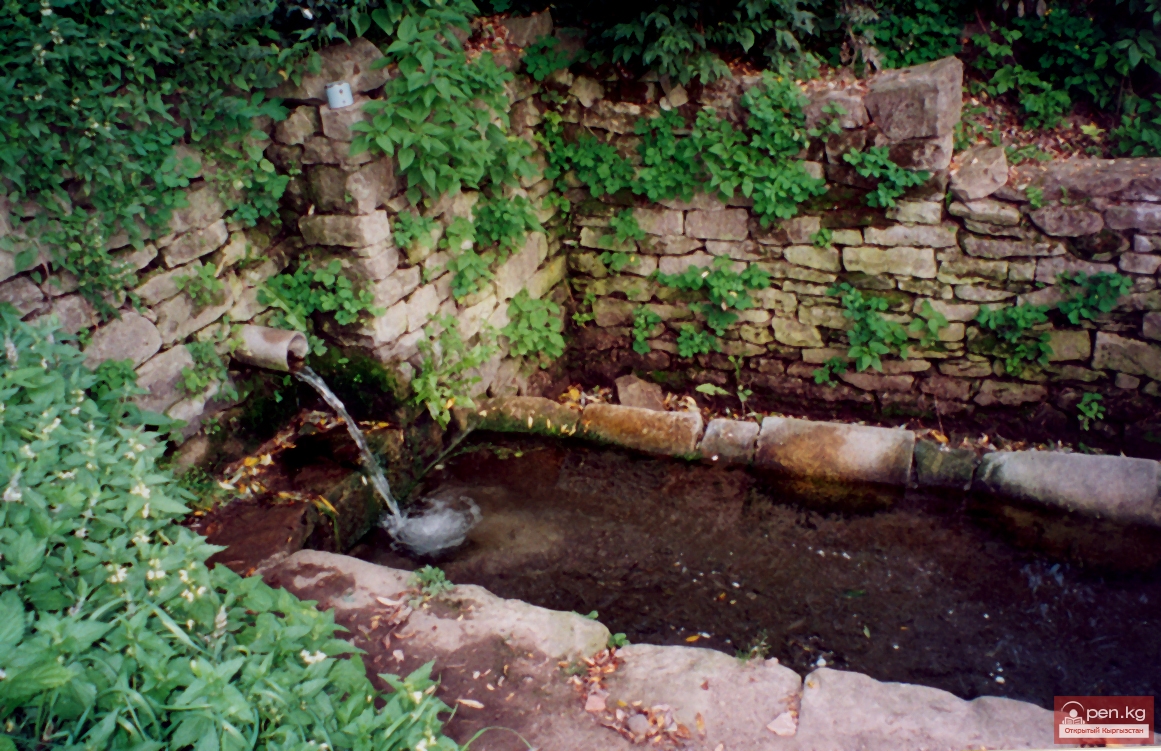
top-left (233, 325), bottom-right (309, 372)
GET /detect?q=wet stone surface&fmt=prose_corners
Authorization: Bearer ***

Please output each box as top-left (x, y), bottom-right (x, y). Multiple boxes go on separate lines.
top-left (350, 432), bottom-right (1161, 709)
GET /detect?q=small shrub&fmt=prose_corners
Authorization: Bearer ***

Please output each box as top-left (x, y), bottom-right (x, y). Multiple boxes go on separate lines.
top-left (261, 259), bottom-right (382, 355)
top-left (813, 355), bottom-right (849, 386)
top-left (842, 147), bottom-right (930, 208)
top-left (908, 300), bottom-right (950, 350)
top-left (0, 311), bottom-right (456, 751)
top-left (503, 291), bottom-right (566, 364)
top-left (810, 228), bottom-right (833, 248)
top-left (410, 565), bottom-right (454, 599)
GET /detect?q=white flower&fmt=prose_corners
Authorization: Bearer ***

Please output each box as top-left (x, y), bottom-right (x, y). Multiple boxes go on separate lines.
top-left (181, 589), bottom-right (195, 602)
top-left (58, 471), bottom-right (75, 480)
top-left (107, 566), bottom-right (127, 584)
top-left (300, 650), bottom-right (327, 665)
top-left (133, 442), bottom-right (146, 452)
top-left (0, 668), bottom-right (6, 680)
top-left (74, 528), bottom-right (88, 538)
top-left (179, 569), bottom-right (191, 583)
top-left (141, 503), bottom-right (150, 518)
top-left (134, 532), bottom-right (151, 546)
top-left (3, 472), bottom-right (22, 503)
top-left (130, 483), bottom-right (151, 499)
top-left (20, 445), bottom-right (35, 459)
top-left (42, 417), bottom-right (61, 436)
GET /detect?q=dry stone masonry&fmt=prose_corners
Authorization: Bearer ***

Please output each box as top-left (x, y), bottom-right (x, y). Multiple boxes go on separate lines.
top-left (4, 28), bottom-right (1161, 455)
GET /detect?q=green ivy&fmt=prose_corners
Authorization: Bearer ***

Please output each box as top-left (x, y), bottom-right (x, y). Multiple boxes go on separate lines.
top-left (975, 303), bottom-right (1053, 376)
top-left (474, 195), bottom-right (542, 259)
top-left (522, 34), bottom-right (573, 81)
top-left (260, 259), bottom-right (381, 355)
top-left (391, 211), bottom-right (439, 255)
top-left (676, 324), bottom-right (718, 357)
top-left (631, 306), bottom-right (662, 355)
top-left (0, 0), bottom-right (306, 311)
top-left (610, 209), bottom-right (646, 244)
top-left (502, 291), bottom-right (565, 364)
top-left (655, 257), bottom-right (770, 335)
top-left (1057, 271), bottom-right (1132, 324)
top-left (539, 113), bottom-right (636, 197)
top-left (412, 314), bottom-right (497, 427)
top-left (841, 147), bottom-right (930, 208)
top-left (633, 110), bottom-right (703, 203)
top-left (0, 311), bottom-right (456, 751)
top-left (174, 264), bottom-right (226, 309)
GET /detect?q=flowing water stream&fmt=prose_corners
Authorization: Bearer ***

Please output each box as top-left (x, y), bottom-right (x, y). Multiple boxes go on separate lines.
top-left (294, 366), bottom-right (479, 555)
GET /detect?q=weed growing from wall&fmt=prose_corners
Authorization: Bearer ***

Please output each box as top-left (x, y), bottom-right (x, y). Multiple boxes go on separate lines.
top-left (503, 291), bottom-right (566, 364)
top-left (412, 314), bottom-right (497, 427)
top-left (842, 147), bottom-right (930, 207)
top-left (974, 303), bottom-right (1053, 376)
top-left (655, 257), bottom-right (771, 335)
top-left (1056, 271), bottom-right (1132, 324)
top-left (632, 306), bottom-right (662, 354)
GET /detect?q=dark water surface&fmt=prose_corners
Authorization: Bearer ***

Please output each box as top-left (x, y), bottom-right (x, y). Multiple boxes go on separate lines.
top-left (351, 433), bottom-right (1161, 709)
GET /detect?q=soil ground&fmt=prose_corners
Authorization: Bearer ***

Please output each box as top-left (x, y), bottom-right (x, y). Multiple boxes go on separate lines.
top-left (350, 432), bottom-right (1161, 710)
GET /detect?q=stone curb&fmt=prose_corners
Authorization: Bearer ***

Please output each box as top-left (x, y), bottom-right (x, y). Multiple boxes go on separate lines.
top-left (469, 397), bottom-right (1161, 529)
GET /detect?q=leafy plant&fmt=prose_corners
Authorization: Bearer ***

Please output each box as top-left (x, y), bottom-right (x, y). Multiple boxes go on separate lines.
top-left (1026, 185), bottom-right (1045, 209)
top-left (392, 211), bottom-right (439, 254)
top-left (1077, 392), bottom-right (1105, 431)
top-left (632, 306), bottom-right (662, 354)
top-left (728, 354), bottom-right (752, 412)
top-left (869, 0), bottom-right (964, 68)
top-left (695, 382), bottom-right (730, 396)
top-left (181, 337), bottom-right (238, 402)
top-left (610, 209), bottom-right (647, 245)
top-left (409, 565), bottom-right (454, 599)
top-left (1057, 271), bottom-right (1132, 324)
top-left (1114, 94), bottom-right (1161, 156)
top-left (261, 259), bottom-right (382, 352)
top-left (598, 251), bottom-right (634, 273)
top-left (0, 0), bottom-right (304, 310)
top-left (810, 227), bottom-right (833, 248)
top-left (412, 314), bottom-right (498, 428)
top-left (475, 195), bottom-right (543, 259)
top-left (736, 630), bottom-right (770, 663)
top-left (975, 303), bottom-right (1053, 376)
top-left (829, 283), bottom-right (911, 372)
top-left (522, 34), bottom-right (573, 81)
top-left (0, 310), bottom-right (457, 751)
top-left (503, 291), bottom-right (565, 364)
top-left (634, 110), bottom-right (704, 203)
top-left (842, 147), bottom-right (930, 208)
top-left (812, 355), bottom-right (848, 385)
top-left (607, 632), bottom-right (630, 649)
top-left (676, 324), bottom-right (719, 357)
top-left (539, 113), bottom-right (636, 197)
top-left (572, 290), bottom-right (597, 325)
top-left (655, 257), bottom-right (771, 335)
top-left (351, 2), bottom-right (537, 204)
top-left (174, 264), bottom-right (226, 309)
top-left (908, 300), bottom-right (950, 350)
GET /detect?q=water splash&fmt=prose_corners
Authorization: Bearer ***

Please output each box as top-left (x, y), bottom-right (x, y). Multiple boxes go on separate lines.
top-left (294, 366), bottom-right (478, 556)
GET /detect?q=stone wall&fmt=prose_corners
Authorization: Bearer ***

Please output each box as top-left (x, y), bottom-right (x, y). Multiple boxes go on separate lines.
top-left (7, 28), bottom-right (1161, 454)
top-left (0, 34), bottom-right (568, 437)
top-left (553, 56), bottom-right (1161, 456)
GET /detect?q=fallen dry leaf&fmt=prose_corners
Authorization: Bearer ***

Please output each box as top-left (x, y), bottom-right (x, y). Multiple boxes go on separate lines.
top-left (457, 698), bottom-right (485, 709)
top-left (684, 635), bottom-right (700, 643)
top-left (584, 694), bottom-right (607, 713)
top-left (766, 710), bottom-right (798, 737)
top-left (696, 712), bottom-right (706, 737)
top-left (392, 649), bottom-right (404, 662)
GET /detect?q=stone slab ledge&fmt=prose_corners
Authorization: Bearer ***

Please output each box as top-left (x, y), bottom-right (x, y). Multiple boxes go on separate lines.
top-left (467, 397), bottom-right (1161, 529)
